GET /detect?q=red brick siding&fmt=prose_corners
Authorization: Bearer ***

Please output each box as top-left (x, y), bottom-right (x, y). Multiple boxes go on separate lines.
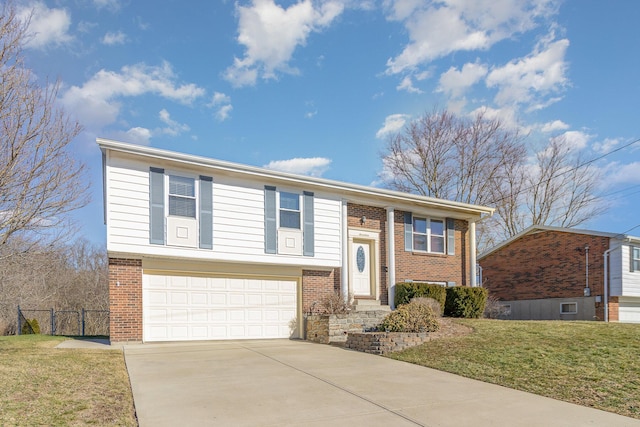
top-left (480, 230), bottom-right (609, 321)
top-left (302, 269), bottom-right (340, 314)
top-left (394, 212), bottom-right (470, 286)
top-left (109, 258), bottom-right (143, 342)
top-left (347, 204), bottom-right (388, 304)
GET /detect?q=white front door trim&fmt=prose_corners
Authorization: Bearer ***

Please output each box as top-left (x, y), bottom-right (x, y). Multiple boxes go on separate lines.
top-left (348, 228), bottom-right (380, 301)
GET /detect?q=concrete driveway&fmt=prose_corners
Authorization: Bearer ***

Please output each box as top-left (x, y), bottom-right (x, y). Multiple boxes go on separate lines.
top-left (123, 339), bottom-right (639, 427)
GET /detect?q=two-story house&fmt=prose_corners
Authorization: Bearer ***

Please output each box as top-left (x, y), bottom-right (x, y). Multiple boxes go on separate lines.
top-left (479, 225), bottom-right (640, 323)
top-left (100, 138), bottom-right (493, 343)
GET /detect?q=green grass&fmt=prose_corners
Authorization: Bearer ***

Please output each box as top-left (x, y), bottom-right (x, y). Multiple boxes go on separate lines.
top-left (0, 335), bottom-right (137, 426)
top-left (388, 319), bottom-right (640, 419)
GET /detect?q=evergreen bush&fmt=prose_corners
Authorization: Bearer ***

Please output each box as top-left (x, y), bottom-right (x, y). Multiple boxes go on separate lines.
top-left (444, 287), bottom-right (487, 318)
top-left (394, 282), bottom-right (446, 311)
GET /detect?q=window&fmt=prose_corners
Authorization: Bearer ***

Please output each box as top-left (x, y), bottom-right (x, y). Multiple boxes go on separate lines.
top-left (633, 247), bottom-right (640, 271)
top-left (169, 175), bottom-right (196, 218)
top-left (279, 192), bottom-right (300, 229)
top-left (560, 302), bottom-right (578, 314)
top-left (412, 217), bottom-right (445, 254)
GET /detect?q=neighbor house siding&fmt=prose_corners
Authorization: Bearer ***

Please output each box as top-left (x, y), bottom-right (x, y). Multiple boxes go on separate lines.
top-left (481, 230), bottom-right (609, 321)
top-left (620, 244), bottom-right (640, 297)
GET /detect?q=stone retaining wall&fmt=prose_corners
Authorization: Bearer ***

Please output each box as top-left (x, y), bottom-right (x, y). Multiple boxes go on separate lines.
top-left (305, 311), bottom-right (387, 344)
top-left (345, 332), bottom-right (430, 355)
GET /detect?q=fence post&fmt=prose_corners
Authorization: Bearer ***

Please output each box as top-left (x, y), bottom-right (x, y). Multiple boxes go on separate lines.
top-left (17, 306), bottom-right (21, 336)
top-left (82, 308), bottom-right (85, 337)
top-left (50, 308), bottom-right (54, 336)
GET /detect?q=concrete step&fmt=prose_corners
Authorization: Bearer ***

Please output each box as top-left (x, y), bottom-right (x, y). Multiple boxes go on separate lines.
top-left (353, 299), bottom-right (391, 312)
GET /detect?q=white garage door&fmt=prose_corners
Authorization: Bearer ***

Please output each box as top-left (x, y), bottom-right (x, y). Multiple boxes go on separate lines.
top-left (619, 298), bottom-right (640, 323)
top-left (143, 274), bottom-right (298, 341)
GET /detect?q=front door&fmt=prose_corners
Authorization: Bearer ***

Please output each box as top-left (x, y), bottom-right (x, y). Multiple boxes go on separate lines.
top-left (352, 240), bottom-right (373, 297)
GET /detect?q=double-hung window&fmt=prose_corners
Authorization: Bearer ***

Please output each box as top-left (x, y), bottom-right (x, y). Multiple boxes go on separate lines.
top-left (169, 175), bottom-right (196, 218)
top-left (632, 247), bottom-right (640, 271)
top-left (412, 217), bottom-right (445, 254)
top-left (279, 191), bottom-right (300, 229)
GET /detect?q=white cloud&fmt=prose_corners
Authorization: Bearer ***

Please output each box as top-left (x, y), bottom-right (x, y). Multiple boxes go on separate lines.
top-left (384, 0), bottom-right (558, 75)
top-left (396, 76), bottom-right (422, 93)
top-left (18, 1), bottom-right (72, 49)
top-left (437, 61), bottom-right (488, 98)
top-left (559, 130), bottom-right (591, 152)
top-left (215, 104), bottom-right (233, 122)
top-left (111, 127), bottom-right (152, 145)
top-left (158, 109), bottom-right (190, 136)
top-left (263, 157), bottom-right (332, 177)
top-left (60, 61), bottom-right (205, 129)
top-left (541, 120), bottom-right (569, 133)
top-left (210, 92), bottom-right (233, 122)
top-left (376, 113), bottom-right (410, 139)
top-left (101, 30), bottom-right (127, 45)
top-left (224, 0), bottom-right (344, 87)
top-left (592, 138), bottom-right (620, 155)
top-left (93, 0), bottom-right (121, 11)
top-left (486, 37), bottom-right (569, 107)
top-left (602, 161), bottom-right (640, 185)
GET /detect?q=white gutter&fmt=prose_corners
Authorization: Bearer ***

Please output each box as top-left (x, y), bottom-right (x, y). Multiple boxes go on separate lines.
top-left (341, 200), bottom-right (349, 303)
top-left (386, 207), bottom-right (396, 309)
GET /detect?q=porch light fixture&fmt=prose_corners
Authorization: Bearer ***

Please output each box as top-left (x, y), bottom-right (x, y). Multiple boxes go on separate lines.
top-left (360, 216), bottom-right (366, 225)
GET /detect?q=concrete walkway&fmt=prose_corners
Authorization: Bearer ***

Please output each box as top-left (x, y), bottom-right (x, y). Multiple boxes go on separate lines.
top-left (123, 339), bottom-right (640, 427)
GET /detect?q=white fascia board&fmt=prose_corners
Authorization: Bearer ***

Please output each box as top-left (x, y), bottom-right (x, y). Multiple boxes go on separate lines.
top-left (97, 138), bottom-right (494, 219)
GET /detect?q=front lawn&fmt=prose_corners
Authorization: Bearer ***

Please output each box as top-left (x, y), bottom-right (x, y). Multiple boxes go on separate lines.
top-left (388, 319), bottom-right (640, 419)
top-left (0, 335), bottom-right (137, 426)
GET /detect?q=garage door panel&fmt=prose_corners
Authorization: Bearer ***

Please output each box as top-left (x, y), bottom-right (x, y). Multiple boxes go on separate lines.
top-left (619, 300), bottom-right (640, 323)
top-left (143, 274), bottom-right (298, 342)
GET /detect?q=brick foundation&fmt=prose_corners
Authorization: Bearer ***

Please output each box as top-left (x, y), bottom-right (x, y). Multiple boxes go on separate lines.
top-left (109, 258), bottom-right (143, 342)
top-left (608, 296), bottom-right (619, 322)
top-left (302, 269), bottom-right (340, 314)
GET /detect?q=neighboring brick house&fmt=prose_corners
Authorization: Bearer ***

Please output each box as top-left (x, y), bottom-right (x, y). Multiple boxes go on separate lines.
top-left (479, 226), bottom-right (640, 323)
top-left (100, 138), bottom-right (493, 343)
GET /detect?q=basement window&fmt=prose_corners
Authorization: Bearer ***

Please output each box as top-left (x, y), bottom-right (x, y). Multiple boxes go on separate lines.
top-left (560, 302), bottom-right (578, 314)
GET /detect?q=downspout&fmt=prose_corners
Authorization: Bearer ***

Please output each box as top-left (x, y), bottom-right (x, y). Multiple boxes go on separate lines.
top-left (341, 200), bottom-right (349, 303)
top-left (470, 221), bottom-right (477, 287)
top-left (386, 207), bottom-right (396, 309)
top-left (603, 247), bottom-right (611, 322)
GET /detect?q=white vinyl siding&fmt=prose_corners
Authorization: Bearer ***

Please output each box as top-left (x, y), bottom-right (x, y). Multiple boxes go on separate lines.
top-left (619, 244), bottom-right (640, 297)
top-left (105, 154), bottom-right (341, 267)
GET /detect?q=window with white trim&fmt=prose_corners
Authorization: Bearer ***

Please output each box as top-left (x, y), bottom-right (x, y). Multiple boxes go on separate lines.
top-left (632, 247), bottom-right (640, 271)
top-left (168, 175), bottom-right (196, 218)
top-left (279, 191), bottom-right (300, 229)
top-left (412, 217), bottom-right (445, 254)
top-left (560, 302), bottom-right (578, 314)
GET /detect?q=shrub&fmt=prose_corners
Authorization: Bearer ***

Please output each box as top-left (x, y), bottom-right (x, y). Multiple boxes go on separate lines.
top-left (395, 282), bottom-right (446, 311)
top-left (379, 299), bottom-right (440, 333)
top-left (484, 294), bottom-right (510, 319)
top-left (412, 297), bottom-right (442, 317)
top-left (21, 318), bottom-right (41, 335)
top-left (444, 287), bottom-right (487, 318)
top-left (310, 292), bottom-right (353, 315)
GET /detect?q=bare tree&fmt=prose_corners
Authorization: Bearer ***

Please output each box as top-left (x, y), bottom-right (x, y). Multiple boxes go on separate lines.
top-left (379, 108), bottom-right (604, 250)
top-left (0, 3), bottom-right (89, 254)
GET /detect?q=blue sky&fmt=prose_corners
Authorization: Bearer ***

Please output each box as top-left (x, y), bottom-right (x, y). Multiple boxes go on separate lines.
top-left (15, 0), bottom-right (640, 244)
